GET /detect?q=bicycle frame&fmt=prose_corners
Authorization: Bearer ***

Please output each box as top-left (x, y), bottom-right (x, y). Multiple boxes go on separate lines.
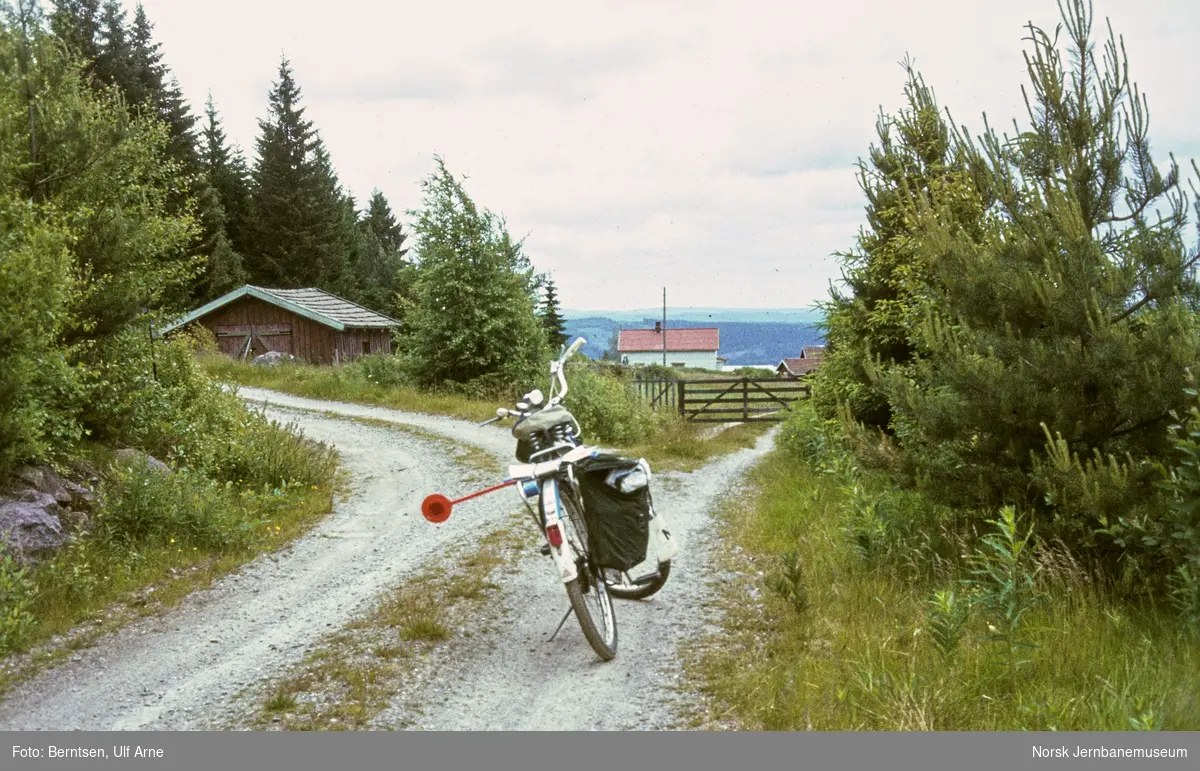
top-left (507, 443), bottom-right (595, 584)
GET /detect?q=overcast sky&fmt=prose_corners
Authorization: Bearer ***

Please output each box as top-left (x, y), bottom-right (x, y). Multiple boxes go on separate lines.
top-left (131, 0), bottom-right (1198, 311)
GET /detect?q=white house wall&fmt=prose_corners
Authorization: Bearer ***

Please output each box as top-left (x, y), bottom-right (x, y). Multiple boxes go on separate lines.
top-left (621, 350), bottom-right (720, 370)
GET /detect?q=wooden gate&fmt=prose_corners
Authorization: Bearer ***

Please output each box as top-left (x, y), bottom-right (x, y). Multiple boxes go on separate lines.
top-left (677, 377), bottom-right (810, 422)
top-left (633, 376), bottom-right (677, 411)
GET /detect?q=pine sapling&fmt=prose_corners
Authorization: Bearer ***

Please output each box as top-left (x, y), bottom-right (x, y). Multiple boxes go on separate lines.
top-left (766, 549), bottom-right (809, 616)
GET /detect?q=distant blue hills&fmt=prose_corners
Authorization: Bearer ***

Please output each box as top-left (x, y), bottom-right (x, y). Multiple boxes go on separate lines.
top-left (563, 309), bottom-right (826, 366)
top-left (563, 307), bottom-right (824, 325)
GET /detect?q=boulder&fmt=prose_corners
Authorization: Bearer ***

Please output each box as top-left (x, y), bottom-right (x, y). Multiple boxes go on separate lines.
top-left (0, 496), bottom-right (67, 559)
top-left (251, 351), bottom-right (293, 367)
top-left (16, 489), bottom-right (61, 515)
top-left (114, 449), bottom-right (173, 475)
top-left (16, 465), bottom-right (72, 505)
top-left (65, 480), bottom-right (96, 505)
top-left (58, 507), bottom-right (90, 532)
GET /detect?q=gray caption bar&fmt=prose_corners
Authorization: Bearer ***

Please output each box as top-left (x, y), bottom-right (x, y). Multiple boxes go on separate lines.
top-left (3, 731), bottom-right (1198, 771)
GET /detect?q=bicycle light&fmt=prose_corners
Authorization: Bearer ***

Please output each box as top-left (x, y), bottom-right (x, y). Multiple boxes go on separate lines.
top-left (545, 523), bottom-right (563, 547)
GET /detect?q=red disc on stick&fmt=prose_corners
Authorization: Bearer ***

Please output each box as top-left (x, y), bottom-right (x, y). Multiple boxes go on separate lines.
top-left (421, 494), bottom-right (452, 523)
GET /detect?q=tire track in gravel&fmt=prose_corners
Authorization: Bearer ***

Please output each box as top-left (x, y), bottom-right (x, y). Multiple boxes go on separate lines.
top-left (0, 388), bottom-right (515, 731)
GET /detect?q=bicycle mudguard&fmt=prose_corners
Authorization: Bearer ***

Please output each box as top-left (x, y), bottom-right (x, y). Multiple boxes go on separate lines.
top-left (539, 479), bottom-right (578, 584)
top-left (649, 503), bottom-right (677, 562)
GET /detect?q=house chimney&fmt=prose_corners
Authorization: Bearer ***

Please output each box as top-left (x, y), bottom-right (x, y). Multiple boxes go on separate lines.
top-left (655, 321), bottom-right (662, 333)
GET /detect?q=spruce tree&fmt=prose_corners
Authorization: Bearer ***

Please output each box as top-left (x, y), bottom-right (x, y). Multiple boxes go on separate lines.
top-left (201, 94), bottom-right (252, 258)
top-left (350, 190), bottom-right (409, 312)
top-left (247, 57), bottom-right (347, 289)
top-left (363, 189), bottom-right (408, 258)
top-left (92, 0), bottom-right (131, 94)
top-left (402, 157), bottom-right (549, 389)
top-left (539, 275), bottom-right (568, 350)
top-left (310, 137), bottom-right (352, 285)
top-left (882, 0), bottom-right (1200, 562)
top-left (48, 0), bottom-right (100, 70)
top-left (330, 191), bottom-right (372, 305)
top-left (194, 184), bottom-right (247, 300)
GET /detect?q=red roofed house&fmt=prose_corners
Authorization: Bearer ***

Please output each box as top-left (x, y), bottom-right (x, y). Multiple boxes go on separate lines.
top-left (617, 324), bottom-right (721, 369)
top-left (776, 345), bottom-right (825, 379)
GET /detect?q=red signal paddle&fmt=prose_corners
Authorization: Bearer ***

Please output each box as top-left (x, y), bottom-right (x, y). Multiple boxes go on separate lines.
top-left (421, 479), bottom-right (518, 523)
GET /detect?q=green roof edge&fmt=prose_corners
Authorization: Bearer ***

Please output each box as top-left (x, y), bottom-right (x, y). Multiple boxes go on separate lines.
top-left (159, 285), bottom-right (350, 334)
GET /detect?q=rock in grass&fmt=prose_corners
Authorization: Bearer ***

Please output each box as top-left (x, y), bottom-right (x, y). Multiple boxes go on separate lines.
top-left (0, 493), bottom-right (67, 559)
top-left (251, 351), bottom-right (294, 367)
top-left (113, 449), bottom-right (173, 475)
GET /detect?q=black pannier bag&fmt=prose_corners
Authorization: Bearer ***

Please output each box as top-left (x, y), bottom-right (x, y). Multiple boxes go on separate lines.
top-left (572, 453), bottom-right (652, 571)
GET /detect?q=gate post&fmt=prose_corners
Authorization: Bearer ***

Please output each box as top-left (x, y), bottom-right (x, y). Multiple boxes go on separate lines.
top-left (742, 378), bottom-right (749, 421)
top-left (678, 380), bottom-right (686, 418)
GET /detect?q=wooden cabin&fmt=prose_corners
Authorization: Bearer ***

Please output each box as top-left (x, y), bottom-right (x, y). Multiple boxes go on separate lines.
top-left (162, 285), bottom-right (400, 364)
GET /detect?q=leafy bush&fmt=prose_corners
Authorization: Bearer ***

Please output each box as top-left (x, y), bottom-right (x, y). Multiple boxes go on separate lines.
top-left (562, 364), bottom-right (665, 445)
top-left (76, 333), bottom-right (338, 493)
top-left (925, 588), bottom-right (969, 659)
top-left (1156, 384), bottom-right (1200, 574)
top-left (354, 354), bottom-right (411, 388)
top-left (0, 193), bottom-right (79, 476)
top-left (964, 507), bottom-right (1044, 691)
top-left (777, 404), bottom-right (849, 469)
top-left (0, 553), bottom-right (37, 653)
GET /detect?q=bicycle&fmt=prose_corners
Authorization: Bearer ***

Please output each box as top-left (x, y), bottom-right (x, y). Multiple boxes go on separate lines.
top-left (420, 337), bottom-right (675, 661)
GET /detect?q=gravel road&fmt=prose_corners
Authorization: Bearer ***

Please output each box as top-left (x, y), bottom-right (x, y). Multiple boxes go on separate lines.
top-left (0, 387), bottom-right (775, 731)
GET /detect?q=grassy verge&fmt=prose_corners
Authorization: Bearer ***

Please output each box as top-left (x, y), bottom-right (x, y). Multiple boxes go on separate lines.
top-left (620, 420), bottom-right (773, 472)
top-left (199, 355), bottom-right (499, 424)
top-left (684, 410), bottom-right (1200, 730)
top-left (0, 424), bottom-right (342, 695)
top-left (243, 510), bottom-right (532, 730)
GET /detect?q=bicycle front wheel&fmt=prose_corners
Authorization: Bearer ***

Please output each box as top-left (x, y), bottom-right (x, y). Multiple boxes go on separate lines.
top-left (558, 484), bottom-right (618, 660)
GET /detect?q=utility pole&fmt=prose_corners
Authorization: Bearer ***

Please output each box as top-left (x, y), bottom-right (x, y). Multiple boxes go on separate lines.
top-left (662, 287), bottom-right (667, 367)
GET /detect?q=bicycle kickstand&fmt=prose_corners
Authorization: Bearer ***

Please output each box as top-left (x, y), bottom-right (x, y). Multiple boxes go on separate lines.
top-left (547, 605), bottom-right (575, 642)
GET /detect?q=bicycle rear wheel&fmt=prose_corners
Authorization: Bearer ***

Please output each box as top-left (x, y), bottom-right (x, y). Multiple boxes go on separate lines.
top-left (606, 560), bottom-right (671, 600)
top-left (558, 483), bottom-right (617, 660)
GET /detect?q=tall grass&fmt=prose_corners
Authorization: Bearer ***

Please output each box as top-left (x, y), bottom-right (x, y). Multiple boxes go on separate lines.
top-left (199, 354), bottom-right (502, 424)
top-left (1, 439), bottom-right (339, 661)
top-left (688, 404), bottom-right (1200, 730)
